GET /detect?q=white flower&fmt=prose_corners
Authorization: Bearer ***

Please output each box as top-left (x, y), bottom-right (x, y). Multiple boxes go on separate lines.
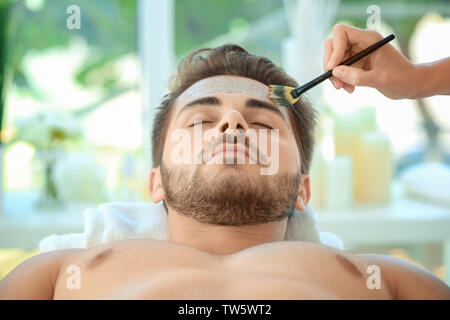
top-left (14, 111), bottom-right (82, 149)
top-left (53, 153), bottom-right (107, 203)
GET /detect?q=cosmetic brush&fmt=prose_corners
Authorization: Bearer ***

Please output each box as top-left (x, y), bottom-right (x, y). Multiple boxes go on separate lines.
top-left (268, 34), bottom-right (395, 106)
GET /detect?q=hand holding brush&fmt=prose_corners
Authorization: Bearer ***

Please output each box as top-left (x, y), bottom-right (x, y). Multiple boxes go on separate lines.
top-left (269, 32), bottom-right (395, 106)
top-left (324, 25), bottom-right (450, 99)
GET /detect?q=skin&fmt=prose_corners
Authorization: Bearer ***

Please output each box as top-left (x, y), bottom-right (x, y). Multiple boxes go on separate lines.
top-left (1, 76), bottom-right (449, 300)
top-left (155, 75), bottom-right (305, 253)
top-left (324, 24), bottom-right (450, 99)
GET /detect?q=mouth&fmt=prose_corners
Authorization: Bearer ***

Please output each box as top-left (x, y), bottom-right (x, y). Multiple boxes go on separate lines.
top-left (206, 143), bottom-right (257, 164)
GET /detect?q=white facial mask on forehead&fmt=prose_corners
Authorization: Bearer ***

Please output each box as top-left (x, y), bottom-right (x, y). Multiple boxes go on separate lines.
top-left (179, 75), bottom-right (270, 101)
top-left (176, 75), bottom-right (291, 128)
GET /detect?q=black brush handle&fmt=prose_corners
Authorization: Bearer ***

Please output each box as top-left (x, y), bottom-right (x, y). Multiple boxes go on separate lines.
top-left (291, 34), bottom-right (395, 99)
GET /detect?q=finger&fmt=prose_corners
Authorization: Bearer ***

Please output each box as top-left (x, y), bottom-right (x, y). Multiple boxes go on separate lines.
top-left (343, 83), bottom-right (355, 93)
top-left (329, 77), bottom-right (337, 89)
top-left (327, 24), bottom-right (350, 69)
top-left (323, 38), bottom-right (333, 71)
top-left (330, 76), bottom-right (344, 89)
top-left (329, 77), bottom-right (338, 89)
top-left (324, 39), bottom-right (344, 89)
top-left (327, 24), bottom-right (380, 69)
top-left (332, 65), bottom-right (375, 87)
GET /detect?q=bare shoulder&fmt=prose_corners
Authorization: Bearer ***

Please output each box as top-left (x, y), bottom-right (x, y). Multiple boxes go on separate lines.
top-left (0, 248), bottom-right (85, 300)
top-left (56, 239), bottom-right (166, 270)
top-left (356, 253), bottom-right (450, 300)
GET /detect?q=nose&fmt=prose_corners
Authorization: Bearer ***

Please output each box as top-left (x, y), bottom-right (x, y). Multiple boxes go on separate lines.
top-left (217, 110), bottom-right (248, 134)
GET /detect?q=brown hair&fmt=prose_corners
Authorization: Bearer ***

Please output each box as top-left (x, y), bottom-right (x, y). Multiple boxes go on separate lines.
top-left (151, 44), bottom-right (317, 174)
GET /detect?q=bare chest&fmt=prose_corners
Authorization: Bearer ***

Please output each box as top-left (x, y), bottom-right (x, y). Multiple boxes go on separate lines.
top-left (53, 240), bottom-right (391, 299)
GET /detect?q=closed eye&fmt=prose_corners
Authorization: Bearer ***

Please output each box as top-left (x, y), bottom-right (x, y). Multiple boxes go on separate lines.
top-left (251, 122), bottom-right (273, 129)
top-left (188, 120), bottom-right (212, 127)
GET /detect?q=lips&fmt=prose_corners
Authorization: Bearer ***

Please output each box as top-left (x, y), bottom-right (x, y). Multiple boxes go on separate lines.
top-left (206, 143), bottom-right (257, 164)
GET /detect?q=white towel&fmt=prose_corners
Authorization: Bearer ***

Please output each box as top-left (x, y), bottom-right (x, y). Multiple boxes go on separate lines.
top-left (39, 202), bottom-right (344, 252)
top-left (400, 162), bottom-right (450, 207)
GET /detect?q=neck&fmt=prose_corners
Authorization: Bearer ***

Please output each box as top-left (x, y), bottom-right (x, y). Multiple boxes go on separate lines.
top-left (167, 209), bottom-right (288, 255)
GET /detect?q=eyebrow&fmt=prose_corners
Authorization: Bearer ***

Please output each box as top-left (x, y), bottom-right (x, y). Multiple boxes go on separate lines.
top-left (176, 96), bottom-right (288, 124)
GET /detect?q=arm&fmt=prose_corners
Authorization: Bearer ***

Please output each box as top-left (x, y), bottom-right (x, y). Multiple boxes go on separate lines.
top-left (417, 57), bottom-right (450, 98)
top-left (0, 249), bottom-right (78, 300)
top-left (357, 253), bottom-right (450, 300)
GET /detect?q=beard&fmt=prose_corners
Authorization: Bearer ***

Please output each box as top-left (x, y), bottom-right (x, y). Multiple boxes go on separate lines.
top-left (160, 160), bottom-right (301, 226)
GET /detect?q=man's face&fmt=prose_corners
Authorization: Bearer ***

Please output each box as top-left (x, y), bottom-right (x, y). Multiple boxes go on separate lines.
top-left (150, 75), bottom-right (310, 225)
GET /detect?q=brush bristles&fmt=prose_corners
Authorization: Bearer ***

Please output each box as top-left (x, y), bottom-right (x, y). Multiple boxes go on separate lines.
top-left (268, 85), bottom-right (299, 107)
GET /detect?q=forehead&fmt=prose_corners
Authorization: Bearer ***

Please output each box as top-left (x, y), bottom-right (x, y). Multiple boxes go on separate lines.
top-left (176, 75), bottom-right (272, 105)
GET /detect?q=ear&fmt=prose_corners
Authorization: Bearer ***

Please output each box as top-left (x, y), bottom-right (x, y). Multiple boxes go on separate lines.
top-left (149, 166), bottom-right (165, 203)
top-left (294, 175), bottom-right (311, 212)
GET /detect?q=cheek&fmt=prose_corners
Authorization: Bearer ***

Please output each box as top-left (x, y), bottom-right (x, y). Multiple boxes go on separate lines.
top-left (269, 135), bottom-right (300, 173)
top-left (162, 128), bottom-right (221, 165)
top-left (163, 129), bottom-right (194, 166)
top-left (255, 131), bottom-right (298, 172)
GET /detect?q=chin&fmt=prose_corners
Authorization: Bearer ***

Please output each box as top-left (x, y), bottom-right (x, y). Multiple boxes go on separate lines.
top-left (202, 162), bottom-right (260, 172)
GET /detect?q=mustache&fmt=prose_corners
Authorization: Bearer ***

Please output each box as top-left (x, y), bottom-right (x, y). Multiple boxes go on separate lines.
top-left (196, 132), bottom-right (270, 166)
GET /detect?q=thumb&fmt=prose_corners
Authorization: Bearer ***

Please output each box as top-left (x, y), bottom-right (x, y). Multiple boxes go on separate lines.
top-left (332, 65), bottom-right (375, 87)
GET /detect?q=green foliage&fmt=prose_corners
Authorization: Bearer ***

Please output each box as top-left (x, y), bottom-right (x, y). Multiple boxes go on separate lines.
top-left (174, 0), bottom-right (282, 57)
top-left (0, 0), bottom-right (444, 104)
top-left (4, 0), bottom-right (136, 91)
top-left (2, 0), bottom-right (284, 95)
top-left (0, 1), bottom-right (13, 141)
